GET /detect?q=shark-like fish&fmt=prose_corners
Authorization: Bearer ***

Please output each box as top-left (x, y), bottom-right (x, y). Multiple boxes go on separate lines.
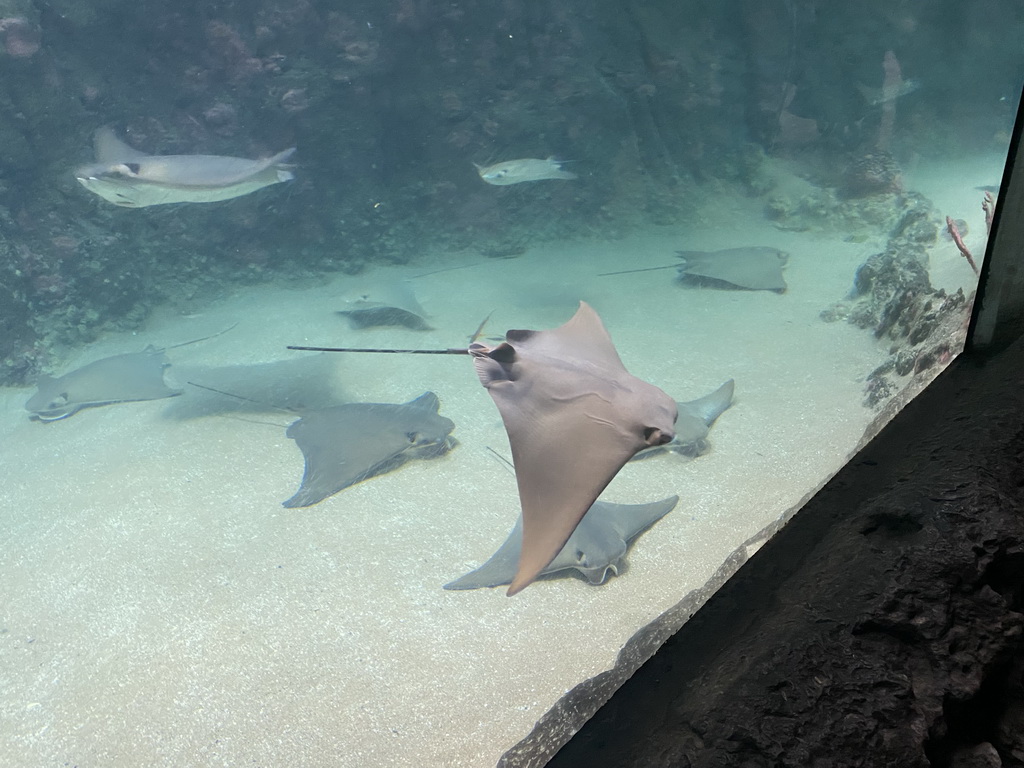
top-left (474, 157), bottom-right (576, 186)
top-left (75, 127), bottom-right (295, 207)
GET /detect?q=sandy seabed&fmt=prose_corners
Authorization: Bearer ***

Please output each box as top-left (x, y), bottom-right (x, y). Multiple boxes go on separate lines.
top-left (0, 156), bottom-right (998, 767)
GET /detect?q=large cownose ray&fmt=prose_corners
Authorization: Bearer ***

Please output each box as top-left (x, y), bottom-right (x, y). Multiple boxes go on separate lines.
top-left (75, 126), bottom-right (295, 208)
top-left (282, 392), bottom-right (456, 508)
top-left (284, 302), bottom-right (677, 593)
top-left (470, 302), bottom-right (678, 595)
top-left (676, 246), bottom-right (789, 292)
top-left (25, 347), bottom-right (180, 421)
top-left (444, 496), bottom-right (679, 590)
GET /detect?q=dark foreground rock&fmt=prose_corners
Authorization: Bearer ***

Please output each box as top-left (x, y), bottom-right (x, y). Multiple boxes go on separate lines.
top-left (547, 335), bottom-right (1024, 768)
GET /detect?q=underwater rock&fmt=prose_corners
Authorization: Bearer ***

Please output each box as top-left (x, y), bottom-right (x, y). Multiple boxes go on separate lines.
top-left (839, 151), bottom-right (903, 198)
top-left (822, 193), bottom-right (970, 407)
top-left (444, 497), bottom-right (679, 591)
top-left (548, 342), bottom-right (1024, 768)
top-left (0, 17), bottom-right (40, 58)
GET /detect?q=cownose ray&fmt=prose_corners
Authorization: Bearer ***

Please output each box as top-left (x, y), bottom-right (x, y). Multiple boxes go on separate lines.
top-left (597, 247), bottom-right (788, 292)
top-left (336, 279), bottom-right (433, 330)
top-left (25, 326), bottom-right (235, 422)
top-left (282, 392), bottom-right (456, 508)
top-left (75, 126), bottom-right (295, 208)
top-left (676, 247), bottom-right (789, 293)
top-left (634, 379), bottom-right (735, 460)
top-left (444, 496), bottom-right (679, 590)
top-left (470, 303), bottom-right (677, 594)
top-left (166, 353), bottom-right (345, 420)
top-left (26, 348), bottom-right (180, 422)
top-left (288, 301), bottom-right (678, 594)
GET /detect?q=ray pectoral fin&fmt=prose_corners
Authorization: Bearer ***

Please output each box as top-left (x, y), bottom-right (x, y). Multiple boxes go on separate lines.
top-left (443, 518), bottom-right (525, 590)
top-left (505, 415), bottom-right (640, 596)
top-left (93, 126), bottom-right (151, 163)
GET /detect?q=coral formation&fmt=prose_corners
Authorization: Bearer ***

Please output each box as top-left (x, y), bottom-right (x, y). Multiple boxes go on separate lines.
top-left (820, 194), bottom-right (972, 406)
top-left (840, 151), bottom-right (903, 198)
top-left (0, 16), bottom-right (40, 58)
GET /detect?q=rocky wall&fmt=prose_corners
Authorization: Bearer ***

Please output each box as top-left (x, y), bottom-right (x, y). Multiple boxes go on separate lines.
top-left (0, 0), bottom-right (1019, 384)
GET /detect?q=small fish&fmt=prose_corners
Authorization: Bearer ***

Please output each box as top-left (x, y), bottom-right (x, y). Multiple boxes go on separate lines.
top-left (474, 157), bottom-right (576, 186)
top-left (855, 78), bottom-right (921, 106)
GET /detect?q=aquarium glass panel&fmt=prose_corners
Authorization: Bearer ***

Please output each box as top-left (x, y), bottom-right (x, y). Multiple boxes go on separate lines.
top-left (0, 1), bottom-right (1020, 766)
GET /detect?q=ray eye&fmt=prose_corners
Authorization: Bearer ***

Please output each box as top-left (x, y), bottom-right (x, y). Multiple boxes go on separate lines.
top-left (643, 427), bottom-right (671, 445)
top-left (407, 432), bottom-right (419, 443)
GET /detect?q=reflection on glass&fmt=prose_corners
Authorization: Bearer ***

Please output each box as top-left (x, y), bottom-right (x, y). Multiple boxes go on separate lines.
top-left (0, 2), bottom-right (1019, 766)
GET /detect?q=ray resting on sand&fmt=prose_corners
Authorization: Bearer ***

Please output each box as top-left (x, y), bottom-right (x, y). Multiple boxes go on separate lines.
top-left (444, 496), bottom-right (678, 590)
top-left (282, 392), bottom-right (456, 508)
top-left (676, 247), bottom-right (789, 292)
top-left (336, 279), bottom-right (433, 330)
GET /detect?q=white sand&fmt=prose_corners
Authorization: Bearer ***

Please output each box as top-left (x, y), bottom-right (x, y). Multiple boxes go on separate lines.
top-left (0, 157), bottom-right (999, 767)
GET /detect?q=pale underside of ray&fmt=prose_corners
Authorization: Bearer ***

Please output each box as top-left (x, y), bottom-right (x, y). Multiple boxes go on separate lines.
top-left (75, 127), bottom-right (295, 207)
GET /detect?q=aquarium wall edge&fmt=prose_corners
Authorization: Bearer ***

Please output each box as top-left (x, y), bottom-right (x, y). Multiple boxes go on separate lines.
top-left (969, 83), bottom-right (1024, 354)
